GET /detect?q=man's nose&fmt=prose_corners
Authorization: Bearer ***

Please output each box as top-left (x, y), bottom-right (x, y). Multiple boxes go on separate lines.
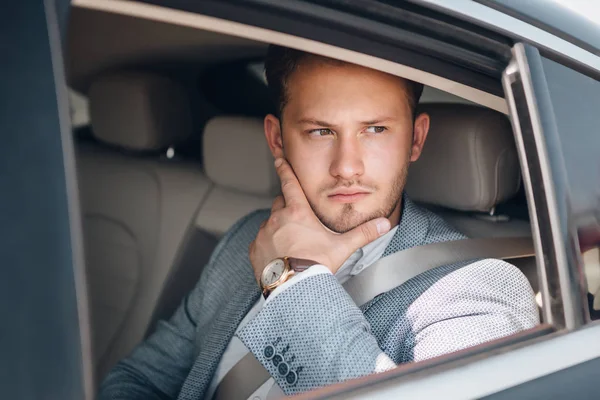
top-left (329, 135), bottom-right (365, 180)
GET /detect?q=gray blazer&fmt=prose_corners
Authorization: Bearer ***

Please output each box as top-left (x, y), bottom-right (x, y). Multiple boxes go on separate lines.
top-left (99, 197), bottom-right (539, 399)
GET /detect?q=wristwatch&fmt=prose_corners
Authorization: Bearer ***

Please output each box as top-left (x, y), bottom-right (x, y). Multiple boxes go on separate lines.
top-left (260, 257), bottom-right (317, 298)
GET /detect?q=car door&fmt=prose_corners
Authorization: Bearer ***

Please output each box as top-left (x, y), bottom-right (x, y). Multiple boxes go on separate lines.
top-left (305, 3), bottom-right (600, 398)
top-left (1, 1), bottom-right (93, 399)
top-left (4, 0), bottom-right (597, 399)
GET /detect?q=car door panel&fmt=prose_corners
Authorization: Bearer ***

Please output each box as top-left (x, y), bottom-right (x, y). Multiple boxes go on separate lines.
top-left (1, 0), bottom-right (92, 399)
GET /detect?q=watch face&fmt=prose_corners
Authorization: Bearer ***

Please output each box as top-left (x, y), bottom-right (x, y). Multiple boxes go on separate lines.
top-left (262, 258), bottom-right (286, 287)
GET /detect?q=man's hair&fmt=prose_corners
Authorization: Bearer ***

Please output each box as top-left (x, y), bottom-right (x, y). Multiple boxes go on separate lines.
top-left (265, 45), bottom-right (424, 119)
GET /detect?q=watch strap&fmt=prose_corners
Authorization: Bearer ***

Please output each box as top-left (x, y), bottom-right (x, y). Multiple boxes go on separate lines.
top-left (287, 257), bottom-right (319, 272)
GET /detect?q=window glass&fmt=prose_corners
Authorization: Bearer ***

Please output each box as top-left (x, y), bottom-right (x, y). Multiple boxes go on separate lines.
top-left (541, 57), bottom-right (600, 319)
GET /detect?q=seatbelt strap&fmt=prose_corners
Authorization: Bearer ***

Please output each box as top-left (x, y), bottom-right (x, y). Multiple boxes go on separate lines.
top-left (213, 351), bottom-right (271, 400)
top-left (213, 236), bottom-right (534, 400)
top-left (344, 236), bottom-right (534, 307)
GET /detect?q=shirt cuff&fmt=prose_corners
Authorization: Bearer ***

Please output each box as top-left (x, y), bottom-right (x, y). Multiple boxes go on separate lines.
top-left (264, 264), bottom-right (332, 305)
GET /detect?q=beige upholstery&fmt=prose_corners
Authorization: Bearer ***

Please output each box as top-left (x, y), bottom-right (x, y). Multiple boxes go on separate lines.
top-left (77, 148), bottom-right (210, 380)
top-left (89, 71), bottom-right (192, 151)
top-left (78, 72), bottom-right (212, 382)
top-left (404, 103), bottom-right (531, 238)
top-left (406, 103), bottom-right (521, 212)
top-left (196, 116), bottom-right (275, 236)
top-left (203, 116), bottom-right (279, 197)
top-left (405, 104), bottom-right (535, 293)
top-left (195, 186), bottom-right (273, 237)
top-left (197, 107), bottom-right (525, 236)
top-left (68, 6), bottom-right (267, 93)
top-left (434, 209), bottom-right (531, 238)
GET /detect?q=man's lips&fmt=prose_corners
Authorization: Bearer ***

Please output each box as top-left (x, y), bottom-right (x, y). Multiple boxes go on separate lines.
top-left (327, 188), bottom-right (372, 203)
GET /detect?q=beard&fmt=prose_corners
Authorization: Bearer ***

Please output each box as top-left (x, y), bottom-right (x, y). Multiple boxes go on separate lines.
top-left (308, 160), bottom-right (409, 234)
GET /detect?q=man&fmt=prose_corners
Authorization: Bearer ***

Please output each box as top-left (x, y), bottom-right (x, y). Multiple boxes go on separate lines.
top-left (99, 46), bottom-right (539, 399)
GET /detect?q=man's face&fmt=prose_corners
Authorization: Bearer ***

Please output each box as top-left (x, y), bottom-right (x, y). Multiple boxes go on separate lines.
top-left (265, 59), bottom-right (429, 233)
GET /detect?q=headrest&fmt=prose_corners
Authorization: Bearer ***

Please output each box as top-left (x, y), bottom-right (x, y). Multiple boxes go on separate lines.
top-left (89, 71), bottom-right (192, 151)
top-left (203, 116), bottom-right (279, 196)
top-left (405, 104), bottom-right (520, 212)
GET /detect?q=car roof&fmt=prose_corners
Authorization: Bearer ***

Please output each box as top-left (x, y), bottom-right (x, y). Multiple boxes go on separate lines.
top-left (481, 0), bottom-right (600, 56)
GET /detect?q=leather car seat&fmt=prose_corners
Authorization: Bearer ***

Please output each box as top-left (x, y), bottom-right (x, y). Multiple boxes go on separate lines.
top-left (76, 71), bottom-right (212, 381)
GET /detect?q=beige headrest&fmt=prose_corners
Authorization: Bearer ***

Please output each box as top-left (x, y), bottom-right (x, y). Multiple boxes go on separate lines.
top-left (405, 104), bottom-right (520, 212)
top-left (89, 71), bottom-right (192, 151)
top-left (203, 116), bottom-right (279, 196)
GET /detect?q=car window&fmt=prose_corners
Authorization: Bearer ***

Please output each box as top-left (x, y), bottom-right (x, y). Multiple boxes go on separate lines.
top-left (65, 2), bottom-right (557, 398)
top-left (540, 57), bottom-right (600, 319)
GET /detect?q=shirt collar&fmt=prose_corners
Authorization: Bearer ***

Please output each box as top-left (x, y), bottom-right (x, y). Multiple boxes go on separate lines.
top-left (382, 194), bottom-right (429, 256)
top-left (335, 225), bottom-right (398, 279)
top-left (357, 225), bottom-right (399, 268)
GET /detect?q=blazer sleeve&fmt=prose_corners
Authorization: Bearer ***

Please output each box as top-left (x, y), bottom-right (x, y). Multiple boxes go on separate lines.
top-left (237, 258), bottom-right (539, 396)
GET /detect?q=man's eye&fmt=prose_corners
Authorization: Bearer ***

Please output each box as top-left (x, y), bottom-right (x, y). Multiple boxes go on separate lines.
top-left (308, 128), bottom-right (334, 137)
top-left (365, 126), bottom-right (386, 134)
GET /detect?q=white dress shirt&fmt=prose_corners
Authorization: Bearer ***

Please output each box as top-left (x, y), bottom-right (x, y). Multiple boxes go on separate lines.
top-left (205, 225), bottom-right (399, 400)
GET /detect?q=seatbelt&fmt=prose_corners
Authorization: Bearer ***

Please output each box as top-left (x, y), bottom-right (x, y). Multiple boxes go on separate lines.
top-left (213, 351), bottom-right (272, 400)
top-left (213, 236), bottom-right (535, 400)
top-left (344, 236), bottom-right (534, 307)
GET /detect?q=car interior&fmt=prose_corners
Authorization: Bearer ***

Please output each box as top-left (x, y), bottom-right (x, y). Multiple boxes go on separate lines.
top-left (66, 5), bottom-right (543, 386)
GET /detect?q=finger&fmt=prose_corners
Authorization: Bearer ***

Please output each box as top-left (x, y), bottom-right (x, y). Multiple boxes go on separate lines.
top-left (342, 218), bottom-right (391, 252)
top-left (271, 195), bottom-right (285, 213)
top-left (274, 158), bottom-right (308, 208)
top-left (259, 221), bottom-right (267, 229)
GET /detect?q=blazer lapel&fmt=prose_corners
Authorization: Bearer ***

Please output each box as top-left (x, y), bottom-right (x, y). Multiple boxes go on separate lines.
top-left (382, 194), bottom-right (429, 257)
top-left (360, 195), bottom-right (430, 313)
top-left (177, 260), bottom-right (261, 400)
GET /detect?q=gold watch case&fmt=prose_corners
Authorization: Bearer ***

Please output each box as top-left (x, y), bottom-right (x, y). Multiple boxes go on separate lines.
top-left (260, 257), bottom-right (295, 296)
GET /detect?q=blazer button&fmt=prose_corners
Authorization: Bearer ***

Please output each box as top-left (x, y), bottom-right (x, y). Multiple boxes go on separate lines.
top-left (278, 361), bottom-right (290, 376)
top-left (272, 354), bottom-right (283, 367)
top-left (264, 345), bottom-right (275, 360)
top-left (285, 370), bottom-right (298, 386)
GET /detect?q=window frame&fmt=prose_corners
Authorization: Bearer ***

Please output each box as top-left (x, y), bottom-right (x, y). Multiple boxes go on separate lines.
top-left (416, 0), bottom-right (600, 81)
top-left (502, 43), bottom-right (588, 329)
top-left (65, 0), bottom-right (600, 398)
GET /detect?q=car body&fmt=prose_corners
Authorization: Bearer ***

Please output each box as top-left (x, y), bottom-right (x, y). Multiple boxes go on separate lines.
top-left (2, 0), bottom-right (600, 398)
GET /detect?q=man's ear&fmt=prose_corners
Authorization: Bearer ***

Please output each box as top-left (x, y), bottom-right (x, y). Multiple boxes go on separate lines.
top-left (410, 112), bottom-right (430, 162)
top-left (264, 114), bottom-right (285, 159)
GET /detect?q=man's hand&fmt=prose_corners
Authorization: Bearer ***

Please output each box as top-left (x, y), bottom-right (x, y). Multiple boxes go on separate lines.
top-left (249, 158), bottom-right (391, 284)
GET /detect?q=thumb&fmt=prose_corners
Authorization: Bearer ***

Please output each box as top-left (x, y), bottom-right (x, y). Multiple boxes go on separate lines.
top-left (343, 217), bottom-right (391, 251)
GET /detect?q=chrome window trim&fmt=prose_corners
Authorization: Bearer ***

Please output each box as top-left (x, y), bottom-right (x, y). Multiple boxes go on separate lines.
top-left (511, 43), bottom-right (586, 329)
top-left (417, 0), bottom-right (600, 73)
top-left (501, 57), bottom-right (554, 325)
